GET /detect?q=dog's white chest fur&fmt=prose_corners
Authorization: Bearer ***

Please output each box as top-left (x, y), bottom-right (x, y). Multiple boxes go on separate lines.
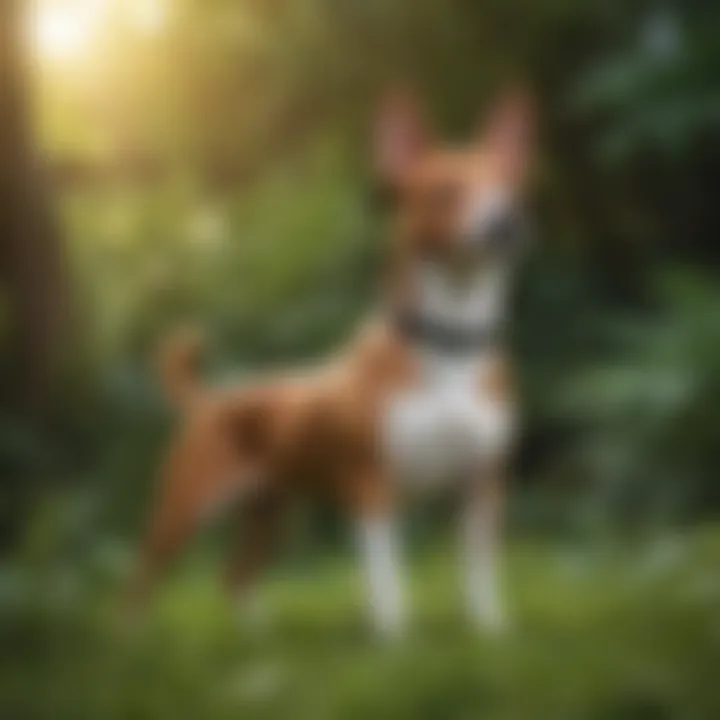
top-left (384, 354), bottom-right (513, 487)
top-left (382, 264), bottom-right (514, 488)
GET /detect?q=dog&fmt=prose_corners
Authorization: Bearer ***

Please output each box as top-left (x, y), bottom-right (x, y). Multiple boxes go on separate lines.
top-left (129, 87), bottom-right (536, 637)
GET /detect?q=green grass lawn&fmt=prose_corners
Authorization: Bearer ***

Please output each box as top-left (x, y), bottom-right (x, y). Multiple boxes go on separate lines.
top-left (2, 529), bottom-right (720, 719)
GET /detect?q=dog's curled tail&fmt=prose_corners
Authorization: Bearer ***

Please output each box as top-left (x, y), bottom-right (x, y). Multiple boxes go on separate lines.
top-left (157, 326), bottom-right (205, 409)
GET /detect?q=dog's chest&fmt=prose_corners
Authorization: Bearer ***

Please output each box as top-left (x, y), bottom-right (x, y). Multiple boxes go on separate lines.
top-left (382, 354), bottom-right (512, 487)
top-left (381, 265), bottom-right (514, 488)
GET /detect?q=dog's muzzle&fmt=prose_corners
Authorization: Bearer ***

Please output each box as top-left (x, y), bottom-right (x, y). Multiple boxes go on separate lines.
top-left (466, 209), bottom-right (531, 260)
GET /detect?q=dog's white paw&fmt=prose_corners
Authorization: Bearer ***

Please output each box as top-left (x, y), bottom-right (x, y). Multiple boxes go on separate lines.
top-left (469, 597), bottom-right (510, 635)
top-left (371, 614), bottom-right (407, 643)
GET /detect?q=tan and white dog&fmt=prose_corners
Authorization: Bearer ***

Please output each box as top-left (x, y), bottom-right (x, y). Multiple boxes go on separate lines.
top-left (130, 87), bottom-right (536, 637)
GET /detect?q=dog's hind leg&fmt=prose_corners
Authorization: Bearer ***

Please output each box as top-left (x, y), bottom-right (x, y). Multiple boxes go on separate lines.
top-left (224, 487), bottom-right (285, 629)
top-left (127, 411), bottom-right (256, 612)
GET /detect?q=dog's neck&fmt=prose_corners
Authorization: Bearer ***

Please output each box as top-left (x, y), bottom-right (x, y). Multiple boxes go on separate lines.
top-left (415, 260), bottom-right (510, 333)
top-left (387, 257), bottom-right (511, 358)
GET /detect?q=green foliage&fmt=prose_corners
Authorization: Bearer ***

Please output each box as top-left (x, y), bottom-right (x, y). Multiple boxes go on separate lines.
top-left (554, 270), bottom-right (720, 525)
top-left (66, 136), bottom-right (374, 368)
top-left (574, 5), bottom-right (720, 162)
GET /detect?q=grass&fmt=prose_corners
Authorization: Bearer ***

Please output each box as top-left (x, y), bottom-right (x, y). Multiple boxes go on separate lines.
top-left (2, 529), bottom-right (720, 719)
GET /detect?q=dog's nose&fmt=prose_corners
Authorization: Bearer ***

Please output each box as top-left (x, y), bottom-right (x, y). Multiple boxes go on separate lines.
top-left (478, 208), bottom-right (528, 257)
top-left (483, 208), bottom-right (520, 243)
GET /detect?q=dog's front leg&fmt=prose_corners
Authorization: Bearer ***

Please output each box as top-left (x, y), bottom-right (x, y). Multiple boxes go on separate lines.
top-left (462, 465), bottom-right (507, 632)
top-left (350, 473), bottom-right (405, 639)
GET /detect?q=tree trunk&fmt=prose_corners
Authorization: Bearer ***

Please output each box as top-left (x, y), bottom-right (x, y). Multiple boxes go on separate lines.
top-left (0, 0), bottom-right (70, 551)
top-left (0, 0), bottom-right (68, 413)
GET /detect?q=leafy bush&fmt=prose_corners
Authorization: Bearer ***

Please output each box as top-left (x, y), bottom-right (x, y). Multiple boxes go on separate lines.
top-left (553, 270), bottom-right (720, 525)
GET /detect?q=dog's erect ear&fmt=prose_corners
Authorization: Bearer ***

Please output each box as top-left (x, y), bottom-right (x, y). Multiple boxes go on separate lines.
top-left (477, 86), bottom-right (536, 185)
top-left (374, 89), bottom-right (430, 186)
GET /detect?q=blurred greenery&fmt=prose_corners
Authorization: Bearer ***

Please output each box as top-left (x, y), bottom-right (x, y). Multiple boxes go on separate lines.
top-left (2, 532), bottom-right (720, 719)
top-left (1, 0), bottom-right (720, 715)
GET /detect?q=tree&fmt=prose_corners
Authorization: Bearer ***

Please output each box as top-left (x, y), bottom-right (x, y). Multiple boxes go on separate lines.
top-left (0, 0), bottom-right (70, 550)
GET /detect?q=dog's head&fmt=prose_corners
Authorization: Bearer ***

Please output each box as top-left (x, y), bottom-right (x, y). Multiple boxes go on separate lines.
top-left (375, 87), bottom-right (536, 270)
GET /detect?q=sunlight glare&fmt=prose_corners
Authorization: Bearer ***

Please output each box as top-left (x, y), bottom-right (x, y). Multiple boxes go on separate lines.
top-left (128, 0), bottom-right (166, 36)
top-left (33, 0), bottom-right (105, 63)
top-left (33, 0), bottom-right (167, 65)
